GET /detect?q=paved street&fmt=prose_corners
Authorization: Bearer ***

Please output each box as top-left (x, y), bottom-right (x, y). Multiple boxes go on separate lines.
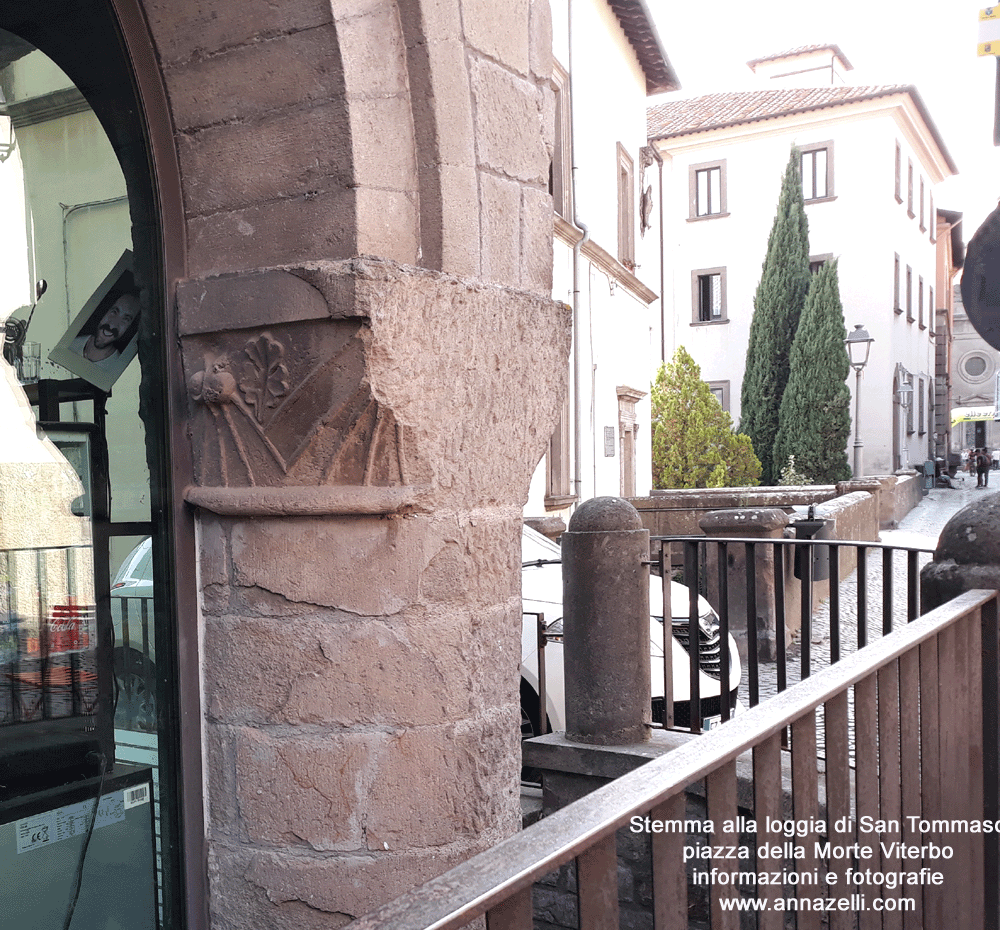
top-left (758, 474), bottom-right (985, 702)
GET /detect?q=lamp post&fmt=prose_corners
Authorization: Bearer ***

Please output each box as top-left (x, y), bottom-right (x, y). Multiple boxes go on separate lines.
top-left (846, 324), bottom-right (874, 478)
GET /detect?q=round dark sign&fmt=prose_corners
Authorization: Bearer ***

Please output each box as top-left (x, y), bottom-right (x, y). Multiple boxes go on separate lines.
top-left (962, 202), bottom-right (1000, 351)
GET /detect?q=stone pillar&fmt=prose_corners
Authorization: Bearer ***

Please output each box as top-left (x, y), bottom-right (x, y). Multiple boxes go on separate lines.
top-left (562, 497), bottom-right (650, 745)
top-left (698, 508), bottom-right (790, 662)
top-left (922, 494), bottom-right (1000, 611)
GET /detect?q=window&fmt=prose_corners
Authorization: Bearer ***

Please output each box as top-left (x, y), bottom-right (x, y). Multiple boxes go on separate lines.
top-left (550, 62), bottom-right (572, 219)
top-left (929, 286), bottom-right (934, 334)
top-left (894, 141), bottom-right (902, 203)
top-left (708, 381), bottom-right (730, 412)
top-left (617, 143), bottom-right (634, 268)
top-left (545, 395), bottom-right (575, 508)
top-left (929, 192), bottom-right (935, 242)
top-left (800, 142), bottom-right (833, 201)
top-left (919, 177), bottom-right (925, 231)
top-left (918, 377), bottom-right (926, 435)
top-left (906, 265), bottom-right (913, 322)
top-left (810, 253), bottom-right (832, 274)
top-left (907, 159), bottom-right (914, 217)
top-left (892, 254), bottom-right (903, 313)
top-left (689, 160), bottom-right (726, 218)
top-left (918, 275), bottom-right (925, 329)
top-left (617, 387), bottom-right (646, 499)
top-left (692, 267), bottom-right (726, 323)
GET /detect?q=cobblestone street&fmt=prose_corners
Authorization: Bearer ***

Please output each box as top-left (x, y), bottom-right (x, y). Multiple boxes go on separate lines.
top-left (757, 474), bottom-right (984, 702)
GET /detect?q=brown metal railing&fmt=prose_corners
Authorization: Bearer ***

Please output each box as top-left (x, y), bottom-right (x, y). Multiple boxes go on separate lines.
top-left (345, 588), bottom-right (1000, 930)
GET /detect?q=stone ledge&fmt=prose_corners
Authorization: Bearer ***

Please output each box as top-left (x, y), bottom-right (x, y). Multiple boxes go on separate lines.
top-left (185, 484), bottom-right (431, 516)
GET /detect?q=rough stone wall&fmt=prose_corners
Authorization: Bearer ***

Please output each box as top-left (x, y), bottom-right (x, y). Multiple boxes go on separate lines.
top-left (134, 0), bottom-right (565, 925)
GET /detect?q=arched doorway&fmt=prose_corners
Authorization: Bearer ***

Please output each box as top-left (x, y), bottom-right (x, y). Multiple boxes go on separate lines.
top-left (0, 5), bottom-right (196, 927)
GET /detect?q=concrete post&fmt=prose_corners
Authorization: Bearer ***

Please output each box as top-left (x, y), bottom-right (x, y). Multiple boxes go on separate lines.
top-left (921, 494), bottom-right (1000, 610)
top-left (698, 508), bottom-right (790, 661)
top-left (562, 496), bottom-right (650, 745)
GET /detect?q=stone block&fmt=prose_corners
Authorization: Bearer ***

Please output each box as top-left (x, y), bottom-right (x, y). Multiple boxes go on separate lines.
top-left (229, 516), bottom-right (424, 614)
top-left (470, 60), bottom-right (549, 184)
top-left (479, 173), bottom-right (522, 286)
top-left (186, 189), bottom-right (355, 278)
top-left (230, 844), bottom-right (472, 922)
top-left (367, 719), bottom-right (520, 848)
top-left (349, 95), bottom-right (420, 192)
top-left (179, 102), bottom-right (352, 217)
top-left (234, 727), bottom-right (378, 850)
top-left (206, 723), bottom-right (239, 837)
top-left (354, 187), bottom-right (420, 264)
top-left (423, 38), bottom-right (476, 167)
top-left (164, 26), bottom-right (346, 131)
top-left (529, 0), bottom-right (553, 80)
top-left (197, 516), bottom-right (231, 588)
top-left (437, 163), bottom-right (481, 278)
top-left (145, 0), bottom-right (331, 65)
top-left (521, 185), bottom-right (555, 293)
top-left (334, 5), bottom-right (408, 98)
top-left (461, 0), bottom-right (530, 75)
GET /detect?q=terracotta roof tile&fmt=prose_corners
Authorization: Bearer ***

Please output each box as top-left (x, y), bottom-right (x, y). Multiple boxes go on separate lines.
top-left (647, 84), bottom-right (958, 175)
top-left (746, 44), bottom-right (853, 71)
top-left (606, 0), bottom-right (679, 95)
top-left (649, 85), bottom-right (908, 137)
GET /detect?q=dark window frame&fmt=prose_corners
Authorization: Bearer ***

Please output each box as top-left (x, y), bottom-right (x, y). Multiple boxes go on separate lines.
top-left (800, 141), bottom-right (834, 202)
top-left (691, 267), bottom-right (727, 324)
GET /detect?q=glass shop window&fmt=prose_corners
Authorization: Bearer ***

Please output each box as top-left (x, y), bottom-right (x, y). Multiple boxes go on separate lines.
top-left (0, 34), bottom-right (175, 930)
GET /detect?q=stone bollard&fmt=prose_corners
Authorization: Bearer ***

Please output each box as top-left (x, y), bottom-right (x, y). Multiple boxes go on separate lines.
top-left (921, 494), bottom-right (1000, 611)
top-left (562, 496), bottom-right (650, 745)
top-left (698, 508), bottom-right (790, 662)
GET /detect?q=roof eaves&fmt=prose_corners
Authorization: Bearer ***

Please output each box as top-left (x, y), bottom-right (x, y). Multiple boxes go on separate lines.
top-left (606, 0), bottom-right (680, 95)
top-left (649, 85), bottom-right (959, 176)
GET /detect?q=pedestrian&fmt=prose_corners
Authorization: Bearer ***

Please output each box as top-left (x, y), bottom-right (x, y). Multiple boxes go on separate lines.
top-left (977, 447), bottom-right (991, 488)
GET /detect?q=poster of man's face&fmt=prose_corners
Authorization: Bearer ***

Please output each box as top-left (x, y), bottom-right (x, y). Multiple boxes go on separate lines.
top-left (49, 250), bottom-right (140, 392)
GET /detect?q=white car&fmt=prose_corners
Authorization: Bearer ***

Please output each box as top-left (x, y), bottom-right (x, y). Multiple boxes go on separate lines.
top-left (520, 525), bottom-right (741, 738)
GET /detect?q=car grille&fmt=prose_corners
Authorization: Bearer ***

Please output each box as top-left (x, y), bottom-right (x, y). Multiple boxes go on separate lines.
top-left (671, 620), bottom-right (723, 680)
top-left (651, 694), bottom-right (726, 729)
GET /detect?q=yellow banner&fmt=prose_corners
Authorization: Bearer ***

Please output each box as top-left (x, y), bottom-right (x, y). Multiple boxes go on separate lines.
top-left (982, 6), bottom-right (1000, 19)
top-left (978, 41), bottom-right (1000, 55)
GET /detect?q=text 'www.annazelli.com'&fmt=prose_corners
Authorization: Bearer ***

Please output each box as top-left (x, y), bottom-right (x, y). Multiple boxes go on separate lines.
top-left (718, 895), bottom-right (916, 913)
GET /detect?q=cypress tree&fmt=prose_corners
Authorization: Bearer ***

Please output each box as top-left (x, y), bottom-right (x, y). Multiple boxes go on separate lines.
top-left (651, 347), bottom-right (761, 489)
top-left (772, 260), bottom-right (852, 483)
top-left (740, 147), bottom-right (811, 484)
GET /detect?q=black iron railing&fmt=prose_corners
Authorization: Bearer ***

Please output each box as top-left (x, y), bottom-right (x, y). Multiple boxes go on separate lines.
top-left (654, 535), bottom-right (935, 735)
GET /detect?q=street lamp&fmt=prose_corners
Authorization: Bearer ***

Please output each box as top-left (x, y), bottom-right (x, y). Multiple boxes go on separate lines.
top-left (846, 324), bottom-right (874, 478)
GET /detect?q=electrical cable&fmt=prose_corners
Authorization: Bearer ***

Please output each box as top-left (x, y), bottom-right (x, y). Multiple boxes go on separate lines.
top-left (62, 750), bottom-right (108, 930)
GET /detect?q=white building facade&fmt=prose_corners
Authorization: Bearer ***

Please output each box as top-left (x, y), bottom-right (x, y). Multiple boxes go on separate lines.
top-left (524, 0), bottom-right (675, 533)
top-left (649, 61), bottom-right (957, 478)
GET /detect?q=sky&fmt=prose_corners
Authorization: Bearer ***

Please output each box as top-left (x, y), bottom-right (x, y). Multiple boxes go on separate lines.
top-left (647, 0), bottom-right (1000, 240)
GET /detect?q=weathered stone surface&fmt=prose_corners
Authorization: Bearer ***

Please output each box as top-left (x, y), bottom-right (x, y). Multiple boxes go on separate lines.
top-left (521, 184), bottom-right (555, 293)
top-left (203, 607), bottom-right (517, 727)
top-left (470, 59), bottom-right (549, 184)
top-left (176, 270), bottom-right (333, 336)
top-left (367, 717), bottom-right (520, 848)
top-left (332, 4), bottom-right (408, 98)
top-left (164, 26), bottom-right (347, 131)
top-left (186, 189), bottom-right (355, 278)
top-left (144, 0), bottom-right (332, 64)
top-left (423, 38), bottom-right (476, 167)
top-left (479, 173), bottom-right (522, 286)
top-left (234, 727), bottom-right (380, 850)
top-left (529, 0), bottom-right (553, 80)
top-left (228, 516), bottom-right (423, 614)
top-left (354, 187), bottom-right (420, 263)
top-left (349, 95), bottom-right (420, 192)
top-left (179, 102), bottom-right (352, 217)
top-left (461, 0), bottom-right (531, 76)
top-left (935, 492), bottom-right (1000, 564)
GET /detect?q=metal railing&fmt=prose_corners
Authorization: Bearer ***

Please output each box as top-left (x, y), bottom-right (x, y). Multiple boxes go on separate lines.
top-left (113, 594), bottom-right (156, 732)
top-left (653, 535), bottom-right (934, 733)
top-left (345, 588), bottom-right (1000, 930)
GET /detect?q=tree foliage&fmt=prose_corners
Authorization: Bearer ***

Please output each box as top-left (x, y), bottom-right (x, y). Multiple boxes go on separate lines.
top-left (772, 260), bottom-right (852, 484)
top-left (740, 147), bottom-right (812, 485)
top-left (652, 347), bottom-right (761, 489)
